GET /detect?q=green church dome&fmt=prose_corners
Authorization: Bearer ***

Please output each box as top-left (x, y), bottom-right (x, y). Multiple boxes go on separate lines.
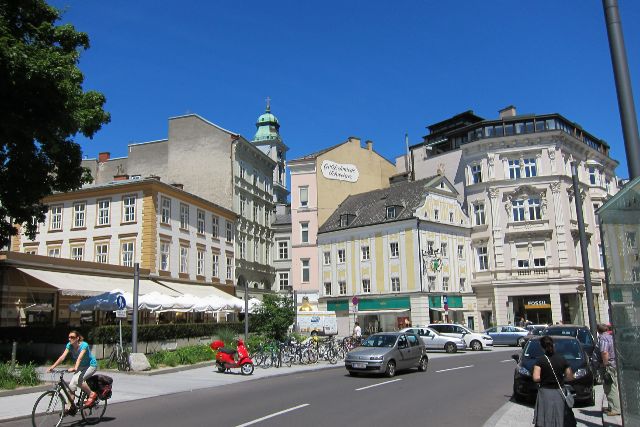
top-left (253, 99), bottom-right (281, 142)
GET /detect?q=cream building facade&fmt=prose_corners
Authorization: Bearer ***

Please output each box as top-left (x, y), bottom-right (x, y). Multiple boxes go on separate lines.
top-left (317, 176), bottom-right (476, 335)
top-left (401, 107), bottom-right (620, 328)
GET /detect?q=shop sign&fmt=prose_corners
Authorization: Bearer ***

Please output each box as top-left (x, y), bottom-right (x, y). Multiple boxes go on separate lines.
top-left (524, 296), bottom-right (551, 310)
top-left (359, 296), bottom-right (410, 311)
top-left (321, 160), bottom-right (359, 182)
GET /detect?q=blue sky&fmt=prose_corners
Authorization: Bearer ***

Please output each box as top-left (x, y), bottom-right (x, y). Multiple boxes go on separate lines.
top-left (52, 0), bottom-right (639, 178)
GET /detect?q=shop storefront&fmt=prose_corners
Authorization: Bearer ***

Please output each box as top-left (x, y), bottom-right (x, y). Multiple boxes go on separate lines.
top-left (429, 295), bottom-right (465, 324)
top-left (509, 295), bottom-right (553, 325)
top-left (328, 296), bottom-right (411, 334)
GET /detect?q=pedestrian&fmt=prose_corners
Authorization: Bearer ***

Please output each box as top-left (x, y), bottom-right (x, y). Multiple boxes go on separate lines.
top-left (598, 323), bottom-right (620, 416)
top-left (532, 335), bottom-right (576, 427)
top-left (353, 321), bottom-right (362, 338)
top-left (47, 330), bottom-right (99, 408)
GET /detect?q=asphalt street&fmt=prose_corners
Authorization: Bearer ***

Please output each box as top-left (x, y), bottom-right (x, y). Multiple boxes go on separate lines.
top-left (3, 347), bottom-right (519, 427)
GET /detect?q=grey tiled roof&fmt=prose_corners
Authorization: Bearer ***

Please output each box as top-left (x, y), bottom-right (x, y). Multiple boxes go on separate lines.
top-left (273, 213), bottom-right (291, 225)
top-left (318, 176), bottom-right (449, 233)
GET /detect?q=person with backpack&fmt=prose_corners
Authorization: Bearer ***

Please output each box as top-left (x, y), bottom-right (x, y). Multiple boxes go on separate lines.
top-left (47, 330), bottom-right (99, 407)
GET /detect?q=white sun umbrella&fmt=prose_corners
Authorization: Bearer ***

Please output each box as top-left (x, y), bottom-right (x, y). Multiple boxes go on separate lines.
top-left (240, 298), bottom-right (262, 313)
top-left (163, 293), bottom-right (199, 312)
top-left (191, 295), bottom-right (227, 312)
top-left (138, 292), bottom-right (177, 312)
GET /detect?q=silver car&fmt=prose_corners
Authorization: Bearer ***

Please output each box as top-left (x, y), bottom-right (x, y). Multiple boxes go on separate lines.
top-left (345, 332), bottom-right (428, 377)
top-left (400, 327), bottom-right (466, 353)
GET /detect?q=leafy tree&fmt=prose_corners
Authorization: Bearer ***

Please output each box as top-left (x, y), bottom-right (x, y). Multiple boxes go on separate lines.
top-left (250, 294), bottom-right (295, 341)
top-left (0, 0), bottom-right (110, 247)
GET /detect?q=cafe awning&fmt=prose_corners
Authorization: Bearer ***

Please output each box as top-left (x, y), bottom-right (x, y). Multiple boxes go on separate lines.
top-left (17, 268), bottom-right (180, 297)
top-left (156, 280), bottom-right (243, 310)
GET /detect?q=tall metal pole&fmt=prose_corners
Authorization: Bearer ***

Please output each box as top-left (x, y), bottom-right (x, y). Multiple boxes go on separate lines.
top-left (571, 163), bottom-right (598, 337)
top-left (293, 290), bottom-right (298, 333)
top-left (132, 263), bottom-right (140, 353)
top-left (602, 0), bottom-right (640, 179)
top-left (244, 279), bottom-right (249, 342)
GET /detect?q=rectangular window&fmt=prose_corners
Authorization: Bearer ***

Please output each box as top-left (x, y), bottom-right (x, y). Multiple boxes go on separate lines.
top-left (73, 203), bottom-right (86, 228)
top-left (253, 204), bottom-right (258, 223)
top-left (598, 244), bottom-right (604, 268)
top-left (626, 231), bottom-right (636, 249)
top-left (95, 243), bottom-right (109, 263)
top-left (265, 243), bottom-right (270, 265)
top-left (279, 272), bottom-right (289, 291)
top-left (512, 200), bottom-right (526, 222)
top-left (301, 259), bottom-right (310, 282)
top-left (474, 203), bottom-right (486, 225)
top-left (517, 259), bottom-right (530, 269)
top-left (458, 245), bottom-right (464, 259)
top-left (278, 241), bottom-right (289, 259)
top-left (49, 205), bottom-right (63, 230)
top-left (265, 209), bottom-right (270, 225)
top-left (161, 197), bottom-right (171, 224)
top-left (300, 222), bottom-right (309, 244)
top-left (442, 277), bottom-right (449, 292)
top-left (180, 246), bottom-right (188, 273)
top-left (428, 276), bottom-right (436, 291)
top-left (226, 222), bottom-right (233, 242)
top-left (533, 258), bottom-right (546, 267)
top-left (212, 254), bottom-right (219, 277)
top-left (239, 163), bottom-right (245, 179)
top-left (121, 241), bottom-right (134, 267)
top-left (239, 235), bottom-right (246, 259)
top-left (449, 211), bottom-right (454, 223)
top-left (323, 251), bottom-right (331, 265)
top-left (434, 209), bottom-right (439, 221)
top-left (97, 199), bottom-right (110, 226)
top-left (338, 249), bottom-right (346, 263)
top-left (391, 277), bottom-right (400, 292)
top-left (390, 242), bottom-right (399, 258)
top-left (48, 246), bottom-right (61, 258)
top-left (523, 158), bottom-right (537, 177)
top-left (528, 198), bottom-right (542, 220)
top-left (362, 279), bottom-right (371, 293)
top-left (589, 166), bottom-right (597, 185)
top-left (508, 159), bottom-right (521, 179)
top-left (160, 242), bottom-right (170, 271)
top-left (427, 241), bottom-right (435, 254)
top-left (180, 204), bottom-right (189, 229)
top-left (339, 281), bottom-right (347, 295)
top-left (459, 278), bottom-right (466, 291)
top-left (226, 257), bottom-right (233, 280)
top-left (70, 245), bottom-right (84, 261)
top-left (324, 282), bottom-right (332, 296)
top-left (197, 249), bottom-right (205, 276)
top-left (299, 187), bottom-right (308, 208)
top-left (212, 215), bottom-right (219, 238)
top-left (253, 240), bottom-right (259, 262)
top-left (440, 242), bottom-right (448, 257)
top-left (361, 245), bottom-right (370, 260)
top-left (239, 195), bottom-right (246, 216)
top-left (197, 210), bottom-right (205, 234)
top-left (386, 206), bottom-right (397, 219)
top-left (471, 164), bottom-right (482, 184)
top-left (477, 246), bottom-right (489, 271)
top-left (123, 196), bottom-right (136, 223)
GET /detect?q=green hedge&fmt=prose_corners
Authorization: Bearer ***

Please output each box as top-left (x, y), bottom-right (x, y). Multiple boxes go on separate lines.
top-left (88, 322), bottom-right (244, 343)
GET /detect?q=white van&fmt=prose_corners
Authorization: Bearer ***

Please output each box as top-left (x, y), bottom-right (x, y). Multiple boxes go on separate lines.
top-left (296, 311), bottom-right (338, 336)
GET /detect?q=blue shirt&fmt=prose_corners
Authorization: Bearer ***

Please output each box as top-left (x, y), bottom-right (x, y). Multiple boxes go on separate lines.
top-left (66, 341), bottom-right (98, 368)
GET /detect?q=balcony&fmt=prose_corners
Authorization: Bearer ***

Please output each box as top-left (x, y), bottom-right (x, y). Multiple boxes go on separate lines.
top-left (516, 267), bottom-right (548, 277)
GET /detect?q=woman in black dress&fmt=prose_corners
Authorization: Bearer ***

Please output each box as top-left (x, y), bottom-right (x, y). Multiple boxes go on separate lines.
top-left (532, 335), bottom-right (576, 427)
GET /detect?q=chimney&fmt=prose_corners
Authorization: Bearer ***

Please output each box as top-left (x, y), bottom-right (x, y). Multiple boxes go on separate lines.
top-left (113, 174), bottom-right (129, 181)
top-left (98, 152), bottom-right (110, 162)
top-left (365, 140), bottom-right (373, 151)
top-left (347, 136), bottom-right (361, 145)
top-left (171, 183), bottom-right (184, 190)
top-left (499, 105), bottom-right (517, 119)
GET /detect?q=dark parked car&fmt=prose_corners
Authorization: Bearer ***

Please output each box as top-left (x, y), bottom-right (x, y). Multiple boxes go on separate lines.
top-left (511, 336), bottom-right (595, 405)
top-left (344, 332), bottom-right (428, 377)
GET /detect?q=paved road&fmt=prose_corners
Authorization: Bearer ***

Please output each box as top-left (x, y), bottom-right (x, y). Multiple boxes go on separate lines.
top-left (5, 348), bottom-right (518, 427)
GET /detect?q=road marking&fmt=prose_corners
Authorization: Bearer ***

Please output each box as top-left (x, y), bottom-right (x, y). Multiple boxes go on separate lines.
top-left (235, 404), bottom-right (310, 427)
top-left (436, 365), bottom-right (474, 373)
top-left (355, 378), bottom-right (403, 391)
top-left (501, 359), bottom-right (514, 363)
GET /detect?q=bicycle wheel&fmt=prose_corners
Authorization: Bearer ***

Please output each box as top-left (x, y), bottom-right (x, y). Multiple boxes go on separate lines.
top-left (80, 391), bottom-right (108, 425)
top-left (32, 390), bottom-right (65, 427)
top-left (117, 351), bottom-right (130, 371)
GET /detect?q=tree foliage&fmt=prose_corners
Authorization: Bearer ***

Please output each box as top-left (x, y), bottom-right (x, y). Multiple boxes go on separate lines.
top-left (0, 0), bottom-right (110, 246)
top-left (250, 294), bottom-right (295, 341)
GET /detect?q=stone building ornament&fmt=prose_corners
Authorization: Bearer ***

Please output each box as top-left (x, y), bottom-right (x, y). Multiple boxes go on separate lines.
top-left (503, 185), bottom-right (547, 216)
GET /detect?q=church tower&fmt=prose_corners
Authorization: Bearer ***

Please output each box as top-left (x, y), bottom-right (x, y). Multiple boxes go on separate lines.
top-left (252, 99), bottom-right (289, 204)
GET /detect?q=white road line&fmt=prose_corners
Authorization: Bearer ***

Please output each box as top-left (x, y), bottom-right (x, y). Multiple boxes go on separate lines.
top-left (355, 378), bottom-right (403, 391)
top-left (235, 404), bottom-right (310, 427)
top-left (501, 359), bottom-right (515, 363)
top-left (435, 365), bottom-right (474, 373)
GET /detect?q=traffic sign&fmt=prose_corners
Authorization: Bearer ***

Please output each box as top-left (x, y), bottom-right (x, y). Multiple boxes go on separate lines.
top-left (352, 296), bottom-right (359, 306)
top-left (115, 310), bottom-right (127, 318)
top-left (116, 295), bottom-right (126, 310)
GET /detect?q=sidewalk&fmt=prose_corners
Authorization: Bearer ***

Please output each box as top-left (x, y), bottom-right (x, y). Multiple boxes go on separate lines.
top-left (0, 361), bottom-right (340, 422)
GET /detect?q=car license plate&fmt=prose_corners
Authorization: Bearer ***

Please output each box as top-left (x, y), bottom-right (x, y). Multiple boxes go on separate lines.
top-left (351, 362), bottom-right (366, 369)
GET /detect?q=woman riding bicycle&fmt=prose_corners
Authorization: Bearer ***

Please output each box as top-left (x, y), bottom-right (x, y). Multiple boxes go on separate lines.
top-left (47, 330), bottom-right (98, 407)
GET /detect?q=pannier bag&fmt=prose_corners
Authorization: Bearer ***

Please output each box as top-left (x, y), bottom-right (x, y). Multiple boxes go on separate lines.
top-left (87, 374), bottom-right (113, 400)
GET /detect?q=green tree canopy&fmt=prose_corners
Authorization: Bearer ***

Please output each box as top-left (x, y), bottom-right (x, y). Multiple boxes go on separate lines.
top-left (0, 0), bottom-right (109, 247)
top-left (250, 294), bottom-right (295, 341)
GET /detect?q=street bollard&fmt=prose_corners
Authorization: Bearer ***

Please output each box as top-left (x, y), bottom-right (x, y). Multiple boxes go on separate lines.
top-left (11, 341), bottom-right (17, 370)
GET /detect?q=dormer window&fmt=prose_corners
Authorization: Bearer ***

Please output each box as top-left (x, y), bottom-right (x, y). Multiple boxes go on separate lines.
top-left (386, 206), bottom-right (397, 219)
top-left (339, 214), bottom-right (355, 227)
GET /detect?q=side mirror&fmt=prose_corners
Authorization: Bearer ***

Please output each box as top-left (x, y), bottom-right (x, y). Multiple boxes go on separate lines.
top-left (511, 354), bottom-right (520, 363)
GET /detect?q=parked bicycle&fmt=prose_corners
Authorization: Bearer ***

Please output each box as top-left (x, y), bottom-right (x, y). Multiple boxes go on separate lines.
top-left (105, 341), bottom-right (130, 371)
top-left (32, 369), bottom-right (108, 426)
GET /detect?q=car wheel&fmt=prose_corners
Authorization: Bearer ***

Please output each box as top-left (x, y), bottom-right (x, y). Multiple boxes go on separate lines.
top-left (512, 383), bottom-right (524, 403)
top-left (385, 360), bottom-right (396, 378)
top-left (418, 356), bottom-right (428, 372)
top-left (444, 342), bottom-right (457, 353)
top-left (517, 337), bottom-right (526, 347)
top-left (587, 389), bottom-right (596, 407)
top-left (470, 340), bottom-right (483, 351)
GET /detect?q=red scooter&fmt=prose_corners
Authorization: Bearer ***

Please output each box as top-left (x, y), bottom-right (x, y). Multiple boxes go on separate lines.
top-left (210, 339), bottom-right (254, 375)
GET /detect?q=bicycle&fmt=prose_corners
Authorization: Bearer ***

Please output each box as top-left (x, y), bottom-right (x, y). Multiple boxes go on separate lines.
top-left (32, 369), bottom-right (107, 426)
top-left (105, 341), bottom-right (131, 371)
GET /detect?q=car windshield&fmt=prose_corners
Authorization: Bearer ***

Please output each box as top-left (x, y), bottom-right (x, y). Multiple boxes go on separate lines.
top-left (523, 339), bottom-right (584, 361)
top-left (361, 335), bottom-right (397, 348)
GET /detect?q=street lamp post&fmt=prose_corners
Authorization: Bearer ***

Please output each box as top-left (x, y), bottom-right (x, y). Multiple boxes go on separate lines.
top-left (243, 278), bottom-right (249, 343)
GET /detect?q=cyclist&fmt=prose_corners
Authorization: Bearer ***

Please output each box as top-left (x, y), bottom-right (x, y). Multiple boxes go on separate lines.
top-left (47, 330), bottom-right (98, 408)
